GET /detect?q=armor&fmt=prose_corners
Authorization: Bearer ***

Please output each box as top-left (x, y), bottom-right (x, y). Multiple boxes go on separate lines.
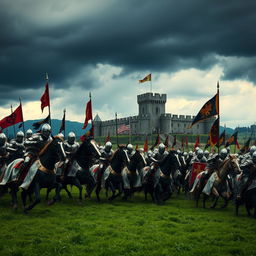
top-left (153, 143), bottom-right (168, 162)
top-left (102, 142), bottom-right (114, 160)
top-left (250, 145), bottom-right (256, 156)
top-left (158, 143), bottom-right (166, 155)
top-left (191, 149), bottom-right (207, 163)
top-left (25, 129), bottom-right (33, 139)
top-left (57, 133), bottom-right (64, 140)
top-left (0, 133), bottom-right (9, 168)
top-left (64, 132), bottom-right (79, 157)
top-left (126, 143), bottom-right (134, 159)
top-left (220, 148), bottom-right (228, 160)
top-left (104, 141), bottom-right (112, 154)
top-left (41, 123), bottom-right (51, 139)
top-left (8, 132), bottom-right (25, 160)
top-left (204, 150), bottom-right (209, 159)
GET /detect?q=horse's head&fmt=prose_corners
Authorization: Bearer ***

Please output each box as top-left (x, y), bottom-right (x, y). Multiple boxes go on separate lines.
top-left (130, 150), bottom-right (147, 170)
top-left (227, 154), bottom-right (241, 175)
top-left (113, 145), bottom-right (130, 165)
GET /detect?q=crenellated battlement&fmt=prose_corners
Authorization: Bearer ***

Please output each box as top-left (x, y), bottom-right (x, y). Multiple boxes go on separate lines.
top-left (137, 92), bottom-right (166, 104)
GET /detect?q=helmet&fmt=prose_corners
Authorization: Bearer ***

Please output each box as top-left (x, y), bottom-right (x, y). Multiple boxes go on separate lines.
top-left (183, 152), bottom-right (188, 158)
top-left (158, 143), bottom-right (165, 154)
top-left (57, 133), bottom-right (64, 140)
top-left (250, 145), bottom-right (256, 156)
top-left (16, 131), bottom-right (24, 143)
top-left (220, 148), bottom-right (228, 160)
top-left (127, 144), bottom-right (133, 153)
top-left (197, 149), bottom-right (204, 159)
top-left (26, 129), bottom-right (33, 139)
top-left (195, 147), bottom-right (200, 154)
top-left (204, 150), bottom-right (209, 159)
top-left (0, 133), bottom-right (7, 146)
top-left (41, 124), bottom-right (51, 139)
top-left (67, 132), bottom-right (76, 144)
top-left (252, 151), bottom-right (256, 164)
top-left (177, 149), bottom-right (181, 155)
top-left (189, 151), bottom-right (193, 157)
top-left (105, 141), bottom-right (112, 153)
top-left (147, 150), bottom-right (153, 158)
top-left (226, 147), bottom-right (230, 154)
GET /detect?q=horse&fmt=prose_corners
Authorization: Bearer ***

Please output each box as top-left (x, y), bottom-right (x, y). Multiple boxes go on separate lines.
top-left (20, 136), bottom-right (66, 213)
top-left (235, 164), bottom-right (256, 218)
top-left (201, 154), bottom-right (241, 209)
top-left (100, 145), bottom-right (130, 201)
top-left (122, 150), bottom-right (147, 200)
top-left (142, 150), bottom-right (179, 204)
top-left (46, 138), bottom-right (101, 201)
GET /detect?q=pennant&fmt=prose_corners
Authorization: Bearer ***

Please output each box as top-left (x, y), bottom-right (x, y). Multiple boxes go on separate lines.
top-left (143, 136), bottom-right (148, 152)
top-left (219, 130), bottom-right (226, 146)
top-left (0, 104), bottom-right (23, 129)
top-left (150, 134), bottom-right (160, 150)
top-left (139, 74), bottom-right (151, 83)
top-left (225, 131), bottom-right (238, 147)
top-left (59, 109), bottom-right (66, 133)
top-left (105, 132), bottom-right (110, 143)
top-left (181, 137), bottom-right (184, 148)
top-left (32, 115), bottom-right (50, 130)
top-left (164, 135), bottom-right (169, 148)
top-left (40, 82), bottom-right (50, 113)
top-left (190, 93), bottom-right (219, 127)
top-left (172, 135), bottom-right (176, 148)
top-left (194, 136), bottom-right (200, 149)
top-left (209, 118), bottom-right (219, 146)
top-left (185, 136), bottom-right (188, 148)
top-left (117, 124), bottom-right (130, 134)
top-left (82, 98), bottom-right (94, 137)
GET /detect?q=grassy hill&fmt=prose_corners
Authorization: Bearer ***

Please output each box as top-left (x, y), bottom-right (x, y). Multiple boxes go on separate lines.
top-left (0, 189), bottom-right (255, 256)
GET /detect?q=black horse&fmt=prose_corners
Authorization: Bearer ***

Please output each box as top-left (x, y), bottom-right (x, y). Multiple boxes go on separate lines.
top-left (122, 150), bottom-right (147, 200)
top-left (21, 136), bottom-right (66, 213)
top-left (46, 138), bottom-right (101, 201)
top-left (100, 145), bottom-right (130, 201)
top-left (142, 150), bottom-right (179, 204)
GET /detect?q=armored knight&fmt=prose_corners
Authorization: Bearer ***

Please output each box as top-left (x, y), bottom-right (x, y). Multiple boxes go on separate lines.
top-left (101, 141), bottom-right (114, 162)
top-left (8, 131), bottom-right (25, 162)
top-left (152, 143), bottom-right (168, 162)
top-left (126, 144), bottom-right (134, 159)
top-left (0, 133), bottom-right (9, 176)
top-left (25, 129), bottom-right (33, 139)
top-left (64, 132), bottom-right (79, 158)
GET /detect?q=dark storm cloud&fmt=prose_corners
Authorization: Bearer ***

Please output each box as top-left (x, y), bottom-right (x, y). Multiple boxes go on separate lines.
top-left (0, 0), bottom-right (256, 104)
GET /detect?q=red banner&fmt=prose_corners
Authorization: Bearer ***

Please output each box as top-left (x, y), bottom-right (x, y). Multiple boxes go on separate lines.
top-left (40, 82), bottom-right (50, 113)
top-left (0, 104), bottom-right (23, 129)
top-left (189, 162), bottom-right (206, 187)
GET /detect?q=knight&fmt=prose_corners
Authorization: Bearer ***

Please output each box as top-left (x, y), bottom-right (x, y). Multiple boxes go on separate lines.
top-left (20, 124), bottom-right (52, 176)
top-left (8, 131), bottom-right (25, 162)
top-left (25, 129), bottom-right (33, 139)
top-left (0, 133), bottom-right (9, 177)
top-left (64, 132), bottom-right (79, 158)
top-left (101, 141), bottom-right (114, 163)
top-left (126, 143), bottom-right (134, 159)
top-left (191, 149), bottom-right (207, 164)
top-left (152, 143), bottom-right (168, 162)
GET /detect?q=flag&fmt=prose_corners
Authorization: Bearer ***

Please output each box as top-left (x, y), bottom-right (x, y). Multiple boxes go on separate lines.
top-left (139, 74), bottom-right (151, 83)
top-left (219, 130), bottom-right (226, 146)
top-left (105, 132), bottom-right (110, 143)
top-left (40, 82), bottom-right (50, 113)
top-left (204, 136), bottom-right (211, 150)
top-left (82, 98), bottom-right (94, 137)
top-left (185, 136), bottom-right (188, 148)
top-left (117, 124), bottom-right (130, 134)
top-left (181, 137), bottom-right (184, 148)
top-left (226, 131), bottom-right (239, 147)
top-left (189, 162), bottom-right (206, 187)
top-left (59, 109), bottom-right (66, 133)
top-left (190, 93), bottom-right (219, 127)
top-left (209, 118), bottom-right (219, 146)
top-left (143, 136), bottom-right (148, 152)
top-left (194, 136), bottom-right (200, 149)
top-left (240, 138), bottom-right (251, 154)
top-left (0, 104), bottom-right (23, 129)
top-left (172, 135), bottom-right (176, 148)
top-left (164, 135), bottom-right (169, 148)
top-left (150, 134), bottom-right (160, 150)
top-left (32, 115), bottom-right (50, 130)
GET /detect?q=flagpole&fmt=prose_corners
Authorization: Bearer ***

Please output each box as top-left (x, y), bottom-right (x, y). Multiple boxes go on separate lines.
top-left (129, 116), bottom-right (131, 144)
top-left (217, 81), bottom-right (220, 156)
top-left (19, 97), bottom-right (26, 135)
top-left (115, 112), bottom-right (119, 145)
top-left (63, 109), bottom-right (66, 138)
top-left (11, 105), bottom-right (16, 137)
top-left (46, 73), bottom-right (52, 127)
top-left (89, 92), bottom-right (94, 139)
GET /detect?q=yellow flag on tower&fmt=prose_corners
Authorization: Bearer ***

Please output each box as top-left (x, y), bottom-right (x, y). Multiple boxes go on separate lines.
top-left (139, 74), bottom-right (151, 83)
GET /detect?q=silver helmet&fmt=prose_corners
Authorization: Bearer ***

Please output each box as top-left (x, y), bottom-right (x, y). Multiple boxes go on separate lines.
top-left (189, 151), bottom-right (193, 157)
top-left (127, 144), bottom-right (133, 153)
top-left (105, 141), bottom-right (112, 153)
top-left (220, 148), bottom-right (228, 160)
top-left (250, 145), bottom-right (256, 156)
top-left (16, 131), bottom-right (24, 143)
top-left (197, 149), bottom-right (204, 159)
top-left (204, 150), bottom-right (209, 159)
top-left (67, 132), bottom-right (76, 144)
top-left (57, 133), bottom-right (64, 140)
top-left (195, 147), bottom-right (200, 154)
top-left (41, 124), bottom-right (51, 139)
top-left (26, 129), bottom-right (33, 139)
top-left (0, 133), bottom-right (7, 145)
top-left (252, 151), bottom-right (256, 164)
top-left (158, 143), bottom-right (165, 154)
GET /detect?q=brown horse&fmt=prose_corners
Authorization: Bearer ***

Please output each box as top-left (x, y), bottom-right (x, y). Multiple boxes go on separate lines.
top-left (193, 154), bottom-right (241, 208)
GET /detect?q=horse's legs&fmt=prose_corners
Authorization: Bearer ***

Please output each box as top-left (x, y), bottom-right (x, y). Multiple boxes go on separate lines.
top-left (108, 181), bottom-right (116, 201)
top-left (245, 202), bottom-right (251, 217)
top-left (10, 185), bottom-right (18, 211)
top-left (221, 196), bottom-right (229, 209)
top-left (25, 183), bottom-right (41, 212)
top-left (72, 178), bottom-right (82, 200)
top-left (63, 185), bottom-right (73, 199)
top-left (95, 182), bottom-right (101, 202)
top-left (21, 189), bottom-right (27, 209)
top-left (202, 193), bottom-right (208, 208)
top-left (85, 176), bottom-right (96, 199)
top-left (210, 196), bottom-right (219, 209)
top-left (45, 187), bottom-right (51, 201)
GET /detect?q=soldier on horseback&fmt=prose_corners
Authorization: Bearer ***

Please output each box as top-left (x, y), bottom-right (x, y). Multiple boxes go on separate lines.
top-left (153, 143), bottom-right (168, 162)
top-left (126, 143), bottom-right (134, 159)
top-left (25, 129), bottom-right (33, 139)
top-left (8, 131), bottom-right (25, 163)
top-left (20, 124), bottom-right (52, 178)
top-left (0, 134), bottom-right (9, 178)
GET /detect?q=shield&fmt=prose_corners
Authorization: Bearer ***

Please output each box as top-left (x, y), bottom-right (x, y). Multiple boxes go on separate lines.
top-left (189, 162), bottom-right (206, 187)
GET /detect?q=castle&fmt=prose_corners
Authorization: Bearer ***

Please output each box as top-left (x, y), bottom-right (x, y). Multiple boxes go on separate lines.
top-left (94, 92), bottom-right (213, 136)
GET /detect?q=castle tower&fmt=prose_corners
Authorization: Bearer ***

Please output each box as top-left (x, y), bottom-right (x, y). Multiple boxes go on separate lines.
top-left (137, 92), bottom-right (167, 134)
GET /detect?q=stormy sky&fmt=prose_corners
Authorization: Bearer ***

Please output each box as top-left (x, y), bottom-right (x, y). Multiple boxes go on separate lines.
top-left (0, 0), bottom-right (256, 128)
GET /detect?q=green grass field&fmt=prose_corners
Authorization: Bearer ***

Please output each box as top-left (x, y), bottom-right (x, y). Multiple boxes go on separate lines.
top-left (0, 189), bottom-right (255, 256)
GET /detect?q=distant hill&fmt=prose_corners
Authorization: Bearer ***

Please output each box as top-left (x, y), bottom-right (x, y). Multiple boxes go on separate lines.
top-left (4, 119), bottom-right (235, 138)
